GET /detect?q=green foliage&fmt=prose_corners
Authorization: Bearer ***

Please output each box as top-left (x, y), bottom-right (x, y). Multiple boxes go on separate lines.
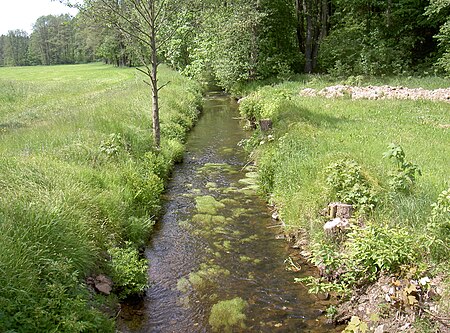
top-left (121, 216), bottom-right (155, 249)
top-left (345, 224), bottom-right (417, 282)
top-left (343, 316), bottom-right (369, 333)
top-left (424, 188), bottom-right (450, 261)
top-left (100, 133), bottom-right (128, 157)
top-left (0, 64), bottom-right (201, 331)
top-left (298, 224), bottom-right (418, 295)
top-left (123, 163), bottom-right (164, 216)
top-left (208, 297), bottom-right (248, 332)
top-left (0, 255), bottom-right (114, 332)
top-left (295, 276), bottom-right (350, 295)
top-left (383, 144), bottom-right (421, 194)
top-left (325, 160), bottom-right (378, 214)
top-left (107, 243), bottom-right (149, 299)
top-left (256, 147), bottom-right (276, 195)
top-left (426, 0), bottom-right (450, 73)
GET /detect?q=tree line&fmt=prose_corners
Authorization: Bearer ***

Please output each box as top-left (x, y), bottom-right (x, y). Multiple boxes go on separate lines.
top-left (1, 0), bottom-right (449, 82)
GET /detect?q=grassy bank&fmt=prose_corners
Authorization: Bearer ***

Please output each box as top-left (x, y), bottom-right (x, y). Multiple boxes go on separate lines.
top-left (0, 63), bottom-right (201, 331)
top-left (238, 76), bottom-right (449, 330)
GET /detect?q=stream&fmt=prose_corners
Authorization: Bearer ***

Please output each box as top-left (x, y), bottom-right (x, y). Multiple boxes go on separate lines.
top-left (118, 93), bottom-right (338, 332)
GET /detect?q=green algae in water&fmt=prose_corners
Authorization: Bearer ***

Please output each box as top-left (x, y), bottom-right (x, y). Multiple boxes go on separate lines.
top-left (232, 207), bottom-right (251, 218)
top-left (240, 255), bottom-right (262, 264)
top-left (188, 272), bottom-right (205, 289)
top-left (195, 195), bottom-right (225, 215)
top-left (209, 297), bottom-right (248, 332)
top-left (237, 187), bottom-right (257, 195)
top-left (241, 234), bottom-right (259, 243)
top-left (178, 263), bottom-right (230, 293)
top-left (177, 277), bottom-right (190, 293)
top-left (245, 172), bottom-right (258, 179)
top-left (213, 240), bottom-right (233, 252)
top-left (238, 177), bottom-right (257, 186)
top-left (206, 182), bottom-right (218, 189)
top-left (178, 219), bottom-right (190, 229)
top-left (199, 163), bottom-right (238, 174)
top-left (192, 214), bottom-right (226, 225)
top-left (220, 198), bottom-right (238, 206)
top-left (240, 256), bottom-right (252, 263)
top-left (222, 240), bottom-right (232, 251)
top-left (220, 147), bottom-right (234, 154)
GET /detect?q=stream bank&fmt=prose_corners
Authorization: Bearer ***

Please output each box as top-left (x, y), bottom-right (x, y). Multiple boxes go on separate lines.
top-left (117, 92), bottom-right (339, 332)
top-left (236, 81), bottom-right (450, 333)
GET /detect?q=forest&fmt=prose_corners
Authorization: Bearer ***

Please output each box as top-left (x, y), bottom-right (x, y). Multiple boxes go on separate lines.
top-left (0, 1), bottom-right (449, 332)
top-left (1, 0), bottom-right (450, 83)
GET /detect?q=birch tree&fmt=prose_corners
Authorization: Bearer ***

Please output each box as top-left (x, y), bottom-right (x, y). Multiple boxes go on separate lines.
top-left (78, 0), bottom-right (179, 149)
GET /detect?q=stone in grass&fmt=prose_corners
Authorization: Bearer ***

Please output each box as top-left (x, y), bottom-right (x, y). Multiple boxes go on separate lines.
top-left (209, 297), bottom-right (248, 332)
top-left (324, 218), bottom-right (350, 237)
top-left (94, 275), bottom-right (113, 295)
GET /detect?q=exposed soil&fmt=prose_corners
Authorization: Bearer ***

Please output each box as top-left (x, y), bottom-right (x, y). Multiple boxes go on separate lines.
top-left (282, 225), bottom-right (450, 333)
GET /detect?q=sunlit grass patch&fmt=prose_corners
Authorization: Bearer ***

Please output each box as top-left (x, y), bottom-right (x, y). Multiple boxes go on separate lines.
top-left (0, 63), bottom-right (201, 331)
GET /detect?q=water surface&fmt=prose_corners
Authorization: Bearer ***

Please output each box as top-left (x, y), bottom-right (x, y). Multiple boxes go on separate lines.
top-left (118, 93), bottom-right (337, 332)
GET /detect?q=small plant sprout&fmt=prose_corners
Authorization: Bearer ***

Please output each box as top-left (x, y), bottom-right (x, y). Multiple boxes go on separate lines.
top-left (383, 143), bottom-right (421, 193)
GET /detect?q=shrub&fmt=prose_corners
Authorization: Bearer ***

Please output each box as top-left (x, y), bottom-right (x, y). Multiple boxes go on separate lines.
top-left (107, 243), bottom-right (149, 299)
top-left (344, 224), bottom-right (417, 282)
top-left (383, 144), bottom-right (421, 194)
top-left (325, 160), bottom-right (378, 214)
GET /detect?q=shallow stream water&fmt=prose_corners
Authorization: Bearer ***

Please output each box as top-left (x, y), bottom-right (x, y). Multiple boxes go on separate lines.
top-left (118, 93), bottom-right (338, 332)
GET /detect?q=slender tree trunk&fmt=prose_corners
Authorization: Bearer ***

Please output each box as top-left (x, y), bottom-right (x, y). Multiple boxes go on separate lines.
top-left (150, 4), bottom-right (160, 149)
top-left (304, 0), bottom-right (313, 73)
top-left (296, 0), bottom-right (305, 54)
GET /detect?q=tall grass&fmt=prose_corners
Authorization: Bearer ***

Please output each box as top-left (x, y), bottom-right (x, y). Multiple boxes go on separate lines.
top-left (0, 63), bottom-right (201, 331)
top-left (239, 77), bottom-right (449, 264)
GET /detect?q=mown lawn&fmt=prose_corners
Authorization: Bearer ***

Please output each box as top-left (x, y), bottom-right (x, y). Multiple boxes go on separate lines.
top-left (0, 63), bottom-right (201, 332)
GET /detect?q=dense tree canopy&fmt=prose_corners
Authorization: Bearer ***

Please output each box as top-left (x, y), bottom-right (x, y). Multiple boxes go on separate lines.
top-left (1, 0), bottom-right (450, 84)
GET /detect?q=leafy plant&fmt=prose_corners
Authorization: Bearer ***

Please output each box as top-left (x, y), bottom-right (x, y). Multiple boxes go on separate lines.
top-left (383, 144), bottom-right (421, 194)
top-left (107, 243), bottom-right (149, 299)
top-left (344, 224), bottom-right (417, 282)
top-left (423, 187), bottom-right (450, 261)
top-left (325, 159), bottom-right (378, 214)
top-left (294, 276), bottom-right (350, 295)
top-left (343, 316), bottom-right (369, 333)
top-left (99, 133), bottom-right (128, 158)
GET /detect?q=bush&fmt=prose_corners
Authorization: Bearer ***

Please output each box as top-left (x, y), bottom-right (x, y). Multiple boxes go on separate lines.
top-left (383, 144), bottom-right (421, 194)
top-left (121, 216), bottom-right (155, 249)
top-left (344, 224), bottom-right (417, 282)
top-left (107, 243), bottom-right (149, 299)
top-left (325, 160), bottom-right (378, 214)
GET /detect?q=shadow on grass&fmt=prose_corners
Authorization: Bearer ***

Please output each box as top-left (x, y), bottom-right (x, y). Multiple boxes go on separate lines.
top-left (274, 100), bottom-right (350, 130)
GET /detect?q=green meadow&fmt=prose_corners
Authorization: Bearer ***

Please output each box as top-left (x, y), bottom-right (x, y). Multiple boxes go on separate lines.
top-left (239, 77), bottom-right (449, 299)
top-left (0, 63), bottom-right (201, 331)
